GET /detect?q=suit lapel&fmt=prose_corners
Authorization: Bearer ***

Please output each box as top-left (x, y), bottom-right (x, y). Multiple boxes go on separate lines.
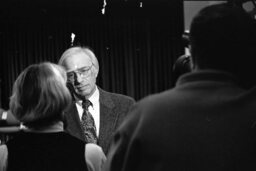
top-left (65, 102), bottom-right (85, 141)
top-left (98, 88), bottom-right (118, 152)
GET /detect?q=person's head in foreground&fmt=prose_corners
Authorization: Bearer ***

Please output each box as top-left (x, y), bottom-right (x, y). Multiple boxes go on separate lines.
top-left (189, 2), bottom-right (256, 88)
top-left (9, 62), bottom-right (71, 129)
top-left (104, 3), bottom-right (256, 171)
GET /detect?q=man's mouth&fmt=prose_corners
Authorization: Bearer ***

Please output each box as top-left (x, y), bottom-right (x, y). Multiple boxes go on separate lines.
top-left (76, 85), bottom-right (88, 91)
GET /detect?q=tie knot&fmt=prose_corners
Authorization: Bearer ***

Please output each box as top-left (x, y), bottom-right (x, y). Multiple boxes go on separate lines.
top-left (82, 99), bottom-right (92, 110)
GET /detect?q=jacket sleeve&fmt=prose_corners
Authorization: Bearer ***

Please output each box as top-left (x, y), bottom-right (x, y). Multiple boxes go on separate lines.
top-left (103, 104), bottom-right (141, 171)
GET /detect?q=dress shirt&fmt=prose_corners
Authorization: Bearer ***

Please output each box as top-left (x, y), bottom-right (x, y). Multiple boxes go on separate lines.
top-left (76, 87), bottom-right (100, 137)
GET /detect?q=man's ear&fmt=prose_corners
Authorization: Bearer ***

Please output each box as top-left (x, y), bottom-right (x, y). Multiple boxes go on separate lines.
top-left (92, 66), bottom-right (99, 78)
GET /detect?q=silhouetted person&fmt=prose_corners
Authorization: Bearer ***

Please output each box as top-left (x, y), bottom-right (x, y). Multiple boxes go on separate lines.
top-left (104, 3), bottom-right (256, 171)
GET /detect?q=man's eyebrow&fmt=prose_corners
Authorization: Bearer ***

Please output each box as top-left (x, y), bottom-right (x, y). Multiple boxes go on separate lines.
top-left (80, 66), bottom-right (90, 69)
top-left (67, 66), bottom-right (91, 73)
top-left (67, 71), bottom-right (75, 75)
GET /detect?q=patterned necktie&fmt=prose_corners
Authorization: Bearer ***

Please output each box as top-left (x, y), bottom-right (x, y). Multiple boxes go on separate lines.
top-left (81, 99), bottom-right (97, 144)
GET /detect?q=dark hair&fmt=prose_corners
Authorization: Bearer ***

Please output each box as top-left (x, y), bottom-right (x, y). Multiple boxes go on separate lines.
top-left (190, 3), bottom-right (256, 69)
top-left (189, 3), bottom-right (256, 88)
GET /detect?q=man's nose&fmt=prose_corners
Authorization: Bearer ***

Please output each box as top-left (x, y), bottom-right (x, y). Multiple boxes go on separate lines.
top-left (74, 72), bottom-right (83, 85)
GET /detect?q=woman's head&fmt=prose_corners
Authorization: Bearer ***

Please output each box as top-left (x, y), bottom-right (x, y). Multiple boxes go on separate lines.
top-left (9, 62), bottom-right (72, 128)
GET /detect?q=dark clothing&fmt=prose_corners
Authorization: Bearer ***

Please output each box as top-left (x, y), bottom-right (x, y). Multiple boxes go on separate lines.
top-left (6, 131), bottom-right (88, 171)
top-left (105, 70), bottom-right (256, 171)
top-left (64, 87), bottom-right (135, 155)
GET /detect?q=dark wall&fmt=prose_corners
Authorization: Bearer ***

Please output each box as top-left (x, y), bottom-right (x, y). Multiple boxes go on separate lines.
top-left (0, 0), bottom-right (184, 109)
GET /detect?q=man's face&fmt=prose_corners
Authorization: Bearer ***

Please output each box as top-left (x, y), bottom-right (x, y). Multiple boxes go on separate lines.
top-left (63, 52), bottom-right (97, 99)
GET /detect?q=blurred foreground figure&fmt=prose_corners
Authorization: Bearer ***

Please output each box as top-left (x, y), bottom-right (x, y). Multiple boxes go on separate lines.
top-left (0, 62), bottom-right (106, 171)
top-left (104, 3), bottom-right (256, 171)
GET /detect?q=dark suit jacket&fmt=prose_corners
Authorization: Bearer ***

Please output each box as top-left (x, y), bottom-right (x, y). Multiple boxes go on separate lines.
top-left (64, 87), bottom-right (135, 155)
top-left (105, 71), bottom-right (256, 171)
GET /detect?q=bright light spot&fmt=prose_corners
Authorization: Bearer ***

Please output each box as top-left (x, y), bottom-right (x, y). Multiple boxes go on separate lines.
top-left (71, 33), bottom-right (76, 46)
top-left (102, 0), bottom-right (107, 15)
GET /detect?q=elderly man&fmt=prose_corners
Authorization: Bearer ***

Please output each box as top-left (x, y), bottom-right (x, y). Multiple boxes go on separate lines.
top-left (58, 46), bottom-right (135, 155)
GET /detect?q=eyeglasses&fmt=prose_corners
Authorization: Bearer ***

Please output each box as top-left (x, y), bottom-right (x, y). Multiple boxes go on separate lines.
top-left (67, 65), bottom-right (93, 82)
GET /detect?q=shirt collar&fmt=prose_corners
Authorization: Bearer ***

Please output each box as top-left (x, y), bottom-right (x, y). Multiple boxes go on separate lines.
top-left (89, 86), bottom-right (99, 105)
top-left (176, 70), bottom-right (239, 86)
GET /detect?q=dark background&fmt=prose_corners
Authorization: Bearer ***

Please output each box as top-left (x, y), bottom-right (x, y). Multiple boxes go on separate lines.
top-left (0, 0), bottom-right (184, 109)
